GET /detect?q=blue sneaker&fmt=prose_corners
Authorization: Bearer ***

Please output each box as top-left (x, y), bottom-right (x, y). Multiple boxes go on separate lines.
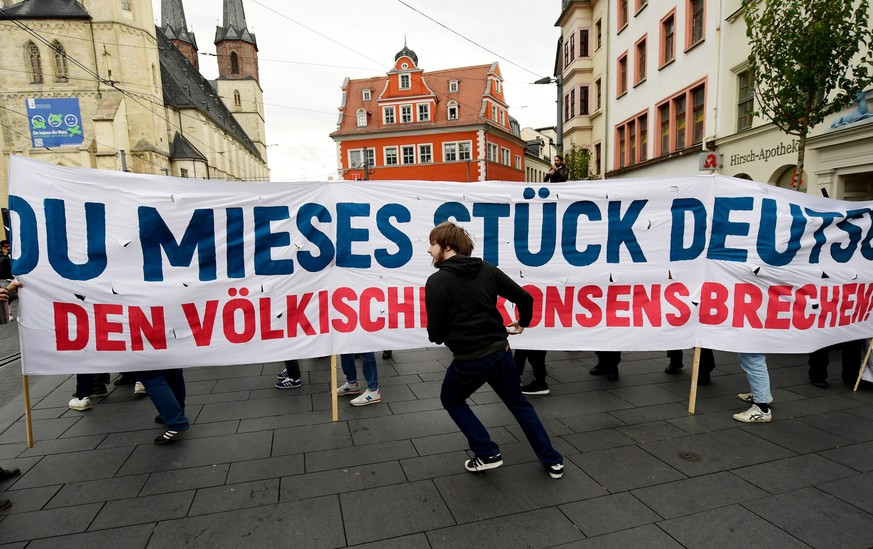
top-left (275, 378), bottom-right (301, 389)
top-left (276, 369), bottom-right (288, 379)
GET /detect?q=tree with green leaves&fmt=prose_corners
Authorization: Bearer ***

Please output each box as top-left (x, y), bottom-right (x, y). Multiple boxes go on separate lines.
top-left (744, 0), bottom-right (873, 189)
top-left (562, 142), bottom-right (591, 180)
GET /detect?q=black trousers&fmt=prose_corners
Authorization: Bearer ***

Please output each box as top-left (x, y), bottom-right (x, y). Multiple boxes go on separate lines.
top-left (808, 340), bottom-right (864, 383)
top-left (595, 349), bottom-right (715, 372)
top-left (514, 349), bottom-right (547, 382)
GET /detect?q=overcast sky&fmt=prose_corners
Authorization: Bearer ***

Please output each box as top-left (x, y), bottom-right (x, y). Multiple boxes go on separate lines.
top-left (171, 0), bottom-right (562, 182)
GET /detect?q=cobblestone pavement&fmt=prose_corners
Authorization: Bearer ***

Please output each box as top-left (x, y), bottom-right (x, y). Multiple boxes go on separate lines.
top-left (0, 340), bottom-right (872, 547)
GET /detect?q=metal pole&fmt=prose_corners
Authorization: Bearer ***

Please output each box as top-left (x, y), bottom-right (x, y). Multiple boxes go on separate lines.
top-left (363, 147), bottom-right (370, 180)
top-left (556, 76), bottom-right (563, 153)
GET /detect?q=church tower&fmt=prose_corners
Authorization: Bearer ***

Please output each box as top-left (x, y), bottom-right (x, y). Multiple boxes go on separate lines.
top-left (161, 0), bottom-right (198, 69)
top-left (214, 0), bottom-right (266, 159)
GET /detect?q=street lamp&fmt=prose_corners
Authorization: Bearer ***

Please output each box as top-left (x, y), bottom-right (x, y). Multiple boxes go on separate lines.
top-left (533, 75), bottom-right (563, 153)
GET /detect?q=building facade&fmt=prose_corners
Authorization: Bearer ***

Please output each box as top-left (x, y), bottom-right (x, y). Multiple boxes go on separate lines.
top-left (554, 0), bottom-right (873, 200)
top-left (330, 46), bottom-right (526, 182)
top-left (0, 0), bottom-right (269, 214)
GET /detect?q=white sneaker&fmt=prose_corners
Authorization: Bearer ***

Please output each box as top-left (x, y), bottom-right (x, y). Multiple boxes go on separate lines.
top-left (68, 397), bottom-right (92, 411)
top-left (350, 388), bottom-right (381, 406)
top-left (737, 393), bottom-right (773, 404)
top-left (134, 382), bottom-right (146, 395)
top-left (732, 404), bottom-right (772, 423)
top-left (337, 381), bottom-right (362, 396)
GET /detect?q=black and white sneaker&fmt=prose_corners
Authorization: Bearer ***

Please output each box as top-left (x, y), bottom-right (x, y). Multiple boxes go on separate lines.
top-left (464, 453), bottom-right (503, 473)
top-left (154, 428), bottom-right (187, 445)
top-left (521, 381), bottom-right (550, 395)
top-left (547, 462), bottom-right (564, 479)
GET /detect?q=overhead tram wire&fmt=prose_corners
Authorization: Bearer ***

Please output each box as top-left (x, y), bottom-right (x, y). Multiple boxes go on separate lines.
top-left (1, 10), bottom-right (265, 181)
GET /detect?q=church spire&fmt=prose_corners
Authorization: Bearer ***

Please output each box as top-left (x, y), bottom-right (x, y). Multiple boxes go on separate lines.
top-left (161, 0), bottom-right (198, 68)
top-left (215, 0), bottom-right (257, 47)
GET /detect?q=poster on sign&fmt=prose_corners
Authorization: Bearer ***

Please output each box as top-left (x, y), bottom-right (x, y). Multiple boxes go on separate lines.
top-left (7, 156), bottom-right (873, 375)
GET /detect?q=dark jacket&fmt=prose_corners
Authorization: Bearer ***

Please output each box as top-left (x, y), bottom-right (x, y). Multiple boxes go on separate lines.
top-left (425, 255), bottom-right (533, 357)
top-left (0, 255), bottom-right (11, 280)
top-left (544, 164), bottom-right (569, 182)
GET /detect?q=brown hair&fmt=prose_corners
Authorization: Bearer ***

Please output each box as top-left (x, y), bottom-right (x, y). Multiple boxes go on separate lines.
top-left (429, 221), bottom-right (474, 256)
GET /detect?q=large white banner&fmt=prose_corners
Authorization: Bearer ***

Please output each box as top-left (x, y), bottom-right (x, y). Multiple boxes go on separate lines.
top-left (8, 156), bottom-right (873, 374)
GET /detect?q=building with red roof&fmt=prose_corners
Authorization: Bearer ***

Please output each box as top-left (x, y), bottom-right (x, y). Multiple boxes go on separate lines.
top-left (330, 45), bottom-right (526, 182)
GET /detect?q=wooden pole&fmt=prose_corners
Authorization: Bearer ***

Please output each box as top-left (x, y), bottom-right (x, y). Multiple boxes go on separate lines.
top-left (853, 338), bottom-right (873, 392)
top-left (688, 347), bottom-right (702, 414)
top-left (22, 375), bottom-right (34, 448)
top-left (331, 354), bottom-right (339, 422)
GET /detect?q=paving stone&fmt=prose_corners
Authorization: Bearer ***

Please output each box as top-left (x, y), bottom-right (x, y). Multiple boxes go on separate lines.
top-left (185, 391), bottom-right (251, 405)
top-left (196, 395), bottom-right (312, 423)
top-left (0, 443), bottom-right (22, 460)
top-left (151, 496), bottom-right (344, 547)
top-left (631, 471), bottom-right (767, 518)
top-left (25, 523), bottom-right (156, 549)
top-left (211, 375), bottom-right (280, 393)
top-left (400, 450), bottom-right (474, 481)
top-left (237, 409), bottom-right (333, 433)
top-left (427, 507), bottom-right (582, 548)
top-left (189, 478), bottom-right (278, 515)
top-left (505, 417), bottom-right (575, 441)
top-left (348, 533), bottom-right (430, 549)
top-left (558, 412), bottom-right (627, 433)
top-left (569, 445), bottom-right (685, 492)
top-left (341, 480), bottom-right (455, 545)
top-left (90, 490), bottom-right (194, 530)
top-left (559, 491), bottom-right (663, 537)
top-left (387, 396), bottom-right (444, 415)
top-left (281, 461), bottom-right (407, 501)
top-left (818, 440), bottom-right (873, 472)
top-left (348, 409), bottom-right (458, 445)
top-left (642, 428), bottom-right (796, 477)
top-left (741, 418), bottom-right (853, 454)
top-left (522, 392), bottom-right (635, 421)
top-left (19, 434), bottom-right (105, 456)
top-left (182, 364), bottom-right (265, 382)
top-left (563, 428), bottom-right (636, 453)
top-left (816, 471), bottom-right (873, 514)
top-left (552, 523), bottom-right (681, 548)
top-left (666, 410), bottom-right (742, 434)
top-left (407, 380), bottom-right (443, 400)
top-left (272, 421), bottom-right (354, 456)
top-left (617, 420), bottom-right (689, 443)
top-left (13, 446), bottom-right (133, 489)
top-left (0, 417), bottom-right (79, 444)
top-left (774, 394), bottom-right (866, 418)
top-left (60, 406), bottom-right (202, 438)
top-left (733, 453), bottom-right (856, 494)
top-left (118, 431), bottom-right (272, 475)
top-left (744, 486), bottom-right (873, 549)
top-left (96, 420), bottom-right (239, 449)
top-left (795, 410), bottom-right (873, 443)
top-left (226, 454), bottom-right (304, 485)
top-left (0, 485), bottom-right (59, 514)
top-left (433, 461), bottom-right (605, 524)
top-left (0, 502), bottom-right (102, 544)
top-left (410, 428), bottom-right (517, 456)
top-left (607, 402), bottom-right (691, 425)
top-left (305, 439), bottom-right (418, 473)
top-left (140, 464), bottom-right (229, 496)
top-left (45, 474), bottom-right (149, 508)
top-left (658, 504), bottom-right (807, 548)
top-left (606, 385), bottom-right (684, 407)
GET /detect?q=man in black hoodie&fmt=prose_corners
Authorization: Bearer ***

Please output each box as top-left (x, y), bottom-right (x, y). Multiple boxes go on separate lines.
top-left (425, 222), bottom-right (564, 479)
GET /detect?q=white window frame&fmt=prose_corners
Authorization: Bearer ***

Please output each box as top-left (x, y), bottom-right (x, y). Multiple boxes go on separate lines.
top-left (449, 80), bottom-right (459, 92)
top-left (356, 108), bottom-right (367, 128)
top-left (491, 105), bottom-right (497, 120)
top-left (458, 141), bottom-right (471, 160)
top-left (362, 89), bottom-right (371, 101)
top-left (447, 101), bottom-right (459, 120)
top-left (501, 147), bottom-right (510, 165)
top-left (400, 104), bottom-right (413, 123)
top-left (417, 103), bottom-right (430, 121)
top-left (349, 148), bottom-right (375, 169)
top-left (399, 73), bottom-right (411, 89)
top-left (384, 146), bottom-right (398, 166)
top-left (499, 110), bottom-right (505, 126)
top-left (443, 142), bottom-right (458, 162)
top-left (515, 155), bottom-right (521, 169)
top-left (383, 106), bottom-right (396, 124)
top-left (401, 145), bottom-right (415, 165)
top-left (488, 143), bottom-right (499, 162)
top-left (418, 143), bottom-right (433, 163)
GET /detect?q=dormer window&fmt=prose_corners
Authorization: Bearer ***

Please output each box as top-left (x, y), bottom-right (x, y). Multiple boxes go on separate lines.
top-left (495, 79), bottom-right (502, 93)
top-left (417, 103), bottom-right (430, 122)
top-left (447, 100), bottom-right (459, 120)
top-left (399, 73), bottom-right (411, 89)
top-left (449, 80), bottom-right (459, 92)
top-left (362, 89), bottom-right (371, 101)
top-left (356, 108), bottom-right (367, 127)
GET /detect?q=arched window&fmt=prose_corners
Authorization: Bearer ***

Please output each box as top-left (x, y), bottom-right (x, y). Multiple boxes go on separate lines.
top-left (121, 0), bottom-right (132, 10)
top-left (151, 63), bottom-right (157, 86)
top-left (230, 52), bottom-right (239, 74)
top-left (356, 108), bottom-right (367, 128)
top-left (233, 90), bottom-right (241, 107)
top-left (52, 41), bottom-right (68, 82)
top-left (447, 100), bottom-right (459, 120)
top-left (27, 42), bottom-right (42, 83)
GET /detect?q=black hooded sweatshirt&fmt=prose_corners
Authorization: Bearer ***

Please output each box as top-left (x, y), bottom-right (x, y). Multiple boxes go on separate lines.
top-left (425, 255), bottom-right (534, 359)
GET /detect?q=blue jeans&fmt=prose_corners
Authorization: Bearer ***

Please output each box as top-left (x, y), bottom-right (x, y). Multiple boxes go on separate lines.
top-left (738, 353), bottom-right (771, 404)
top-left (340, 353), bottom-right (378, 390)
top-left (440, 347), bottom-right (562, 466)
top-left (138, 369), bottom-right (189, 431)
